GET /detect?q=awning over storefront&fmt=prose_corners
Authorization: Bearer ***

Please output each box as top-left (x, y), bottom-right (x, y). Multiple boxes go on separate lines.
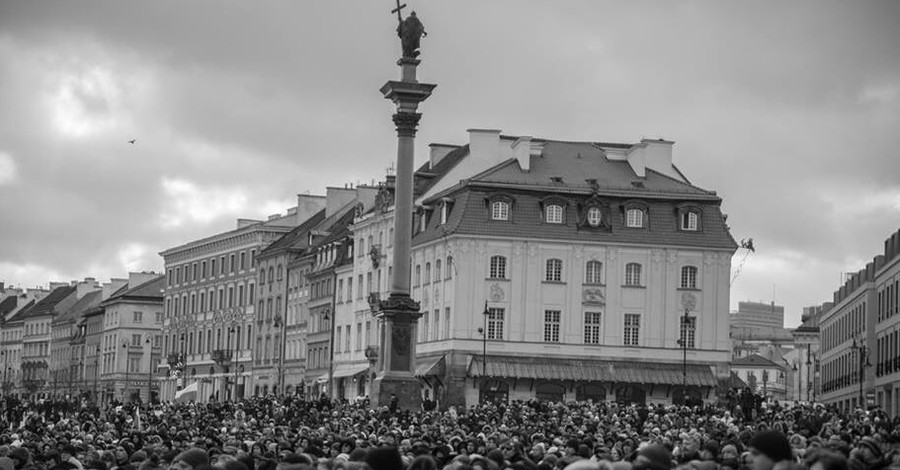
top-left (332, 363), bottom-right (370, 379)
top-left (415, 356), bottom-right (445, 378)
top-left (468, 356), bottom-right (717, 387)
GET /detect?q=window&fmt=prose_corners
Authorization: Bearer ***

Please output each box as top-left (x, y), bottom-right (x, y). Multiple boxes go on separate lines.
top-left (230, 254), bottom-right (235, 272)
top-left (585, 260), bottom-right (603, 284)
top-left (435, 260), bottom-right (442, 282)
top-left (240, 252), bottom-right (246, 270)
top-left (446, 256), bottom-right (453, 279)
top-left (487, 308), bottom-right (504, 340)
top-left (445, 307), bottom-right (451, 339)
top-left (414, 265), bottom-right (421, 286)
top-left (260, 269), bottom-right (266, 284)
top-left (356, 323), bottom-right (362, 350)
top-left (133, 311), bottom-right (143, 323)
top-left (626, 209), bottom-right (644, 228)
top-left (681, 211), bottom-right (699, 231)
top-left (587, 206), bottom-right (602, 227)
top-left (625, 263), bottom-right (642, 287)
top-left (434, 309), bottom-right (440, 340)
top-left (424, 262), bottom-right (431, 284)
top-left (545, 204), bottom-right (563, 224)
top-left (345, 325), bottom-right (351, 351)
top-left (489, 255), bottom-right (507, 279)
top-left (491, 201), bottom-right (509, 221)
top-left (624, 314), bottom-right (640, 346)
top-left (584, 311), bottom-right (602, 344)
top-left (336, 329), bottom-right (342, 353)
top-left (545, 258), bottom-right (563, 282)
top-left (347, 277), bottom-right (353, 300)
top-left (155, 312), bottom-right (163, 324)
top-left (544, 310), bottom-right (561, 342)
top-left (681, 266), bottom-right (698, 289)
top-left (679, 316), bottom-right (697, 349)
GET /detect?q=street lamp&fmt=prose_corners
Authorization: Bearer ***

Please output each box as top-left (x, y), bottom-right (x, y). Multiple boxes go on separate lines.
top-left (122, 343), bottom-right (130, 402)
top-left (762, 369), bottom-right (769, 400)
top-left (676, 309), bottom-right (690, 395)
top-left (792, 362), bottom-right (799, 401)
top-left (228, 325), bottom-right (237, 401)
top-left (806, 347), bottom-right (813, 402)
top-left (481, 302), bottom-right (489, 376)
top-left (93, 345), bottom-right (100, 404)
top-left (145, 337), bottom-right (153, 403)
top-left (851, 337), bottom-right (871, 409)
top-left (323, 308), bottom-right (334, 399)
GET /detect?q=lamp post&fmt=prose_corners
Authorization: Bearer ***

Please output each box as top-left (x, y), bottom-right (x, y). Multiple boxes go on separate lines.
top-left (122, 343), bottom-right (130, 403)
top-left (806, 347), bottom-right (813, 402)
top-left (145, 337), bottom-right (153, 403)
top-left (228, 325), bottom-right (237, 401)
top-left (323, 308), bottom-right (334, 399)
top-left (792, 362), bottom-right (799, 401)
top-left (481, 301), bottom-right (489, 376)
top-left (762, 369), bottom-right (769, 400)
top-left (851, 337), bottom-right (871, 409)
top-left (677, 309), bottom-right (690, 395)
top-left (93, 345), bottom-right (100, 404)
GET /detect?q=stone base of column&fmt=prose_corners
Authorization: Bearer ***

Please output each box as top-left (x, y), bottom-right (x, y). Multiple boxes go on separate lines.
top-left (372, 374), bottom-right (422, 411)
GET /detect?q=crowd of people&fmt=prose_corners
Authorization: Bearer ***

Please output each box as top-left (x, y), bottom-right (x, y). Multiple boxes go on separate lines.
top-left (0, 392), bottom-right (895, 470)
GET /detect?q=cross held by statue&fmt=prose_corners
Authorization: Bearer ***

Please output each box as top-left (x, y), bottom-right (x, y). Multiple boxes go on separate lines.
top-left (392, 0), bottom-right (407, 23)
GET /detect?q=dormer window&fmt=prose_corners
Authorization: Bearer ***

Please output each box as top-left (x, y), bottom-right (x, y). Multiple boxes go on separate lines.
top-left (681, 211), bottom-right (699, 231)
top-left (438, 198), bottom-right (453, 225)
top-left (587, 207), bottom-right (602, 227)
top-left (626, 209), bottom-right (644, 228)
top-left (545, 204), bottom-right (564, 224)
top-left (491, 201), bottom-right (509, 220)
top-left (677, 204), bottom-right (702, 232)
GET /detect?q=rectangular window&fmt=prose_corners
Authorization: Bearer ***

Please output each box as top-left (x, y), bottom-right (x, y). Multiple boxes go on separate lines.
top-left (681, 266), bottom-right (698, 289)
top-left (680, 316), bottom-right (697, 349)
top-left (545, 259), bottom-right (563, 282)
top-left (445, 307), bottom-right (451, 339)
top-left (625, 263), bottom-right (642, 286)
top-left (423, 312), bottom-right (430, 342)
top-left (132, 334), bottom-right (141, 345)
top-left (356, 323), bottom-right (362, 350)
top-left (345, 325), bottom-right (351, 351)
top-left (133, 311), bottom-right (143, 323)
top-left (337, 279), bottom-right (344, 303)
top-left (491, 201), bottom-right (509, 221)
top-left (336, 328), bottom-right (342, 353)
top-left (365, 321), bottom-right (371, 347)
top-left (210, 258), bottom-right (216, 276)
top-left (544, 310), bottom-right (561, 342)
top-left (155, 312), bottom-right (163, 324)
top-left (240, 252), bottom-right (246, 270)
top-left (201, 261), bottom-right (207, 278)
top-left (489, 256), bottom-right (507, 279)
top-left (220, 256), bottom-right (226, 274)
top-left (545, 204), bottom-right (563, 224)
top-left (487, 307), bottom-right (504, 340)
top-left (434, 309), bottom-right (440, 340)
top-left (584, 311), bottom-right (602, 344)
top-left (585, 261), bottom-right (603, 284)
top-left (624, 313), bottom-right (640, 346)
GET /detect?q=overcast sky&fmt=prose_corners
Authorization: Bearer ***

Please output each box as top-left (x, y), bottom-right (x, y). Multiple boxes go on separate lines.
top-left (1, 1), bottom-right (898, 327)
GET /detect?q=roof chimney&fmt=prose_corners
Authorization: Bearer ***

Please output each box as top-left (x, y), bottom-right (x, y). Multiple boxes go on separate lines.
top-left (428, 143), bottom-right (458, 170)
top-left (511, 136), bottom-right (533, 171)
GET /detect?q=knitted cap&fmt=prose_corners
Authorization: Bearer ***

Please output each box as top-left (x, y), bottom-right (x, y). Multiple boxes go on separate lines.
top-left (750, 431), bottom-right (792, 463)
top-left (174, 448), bottom-right (209, 469)
top-left (634, 443), bottom-right (673, 470)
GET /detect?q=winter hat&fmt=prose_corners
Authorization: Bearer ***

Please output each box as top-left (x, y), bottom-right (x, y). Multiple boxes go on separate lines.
top-left (173, 448), bottom-right (209, 469)
top-left (857, 438), bottom-right (882, 458)
top-left (0, 457), bottom-right (15, 470)
top-left (348, 448), bottom-right (368, 462)
top-left (749, 431), bottom-right (792, 463)
top-left (10, 448), bottom-right (30, 464)
top-left (366, 447), bottom-right (403, 470)
top-left (633, 444), bottom-right (672, 470)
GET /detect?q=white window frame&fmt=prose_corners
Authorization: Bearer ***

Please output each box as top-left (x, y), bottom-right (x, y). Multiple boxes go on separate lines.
top-left (681, 266), bottom-right (698, 289)
top-left (545, 204), bottom-right (564, 224)
top-left (489, 255), bottom-right (507, 279)
top-left (546, 258), bottom-right (563, 282)
top-left (586, 206), bottom-right (602, 227)
top-left (487, 307), bottom-right (504, 340)
top-left (544, 310), bottom-right (561, 342)
top-left (491, 201), bottom-right (509, 221)
top-left (624, 313), bottom-right (640, 346)
top-left (585, 260), bottom-right (603, 284)
top-left (584, 311), bottom-right (602, 344)
top-left (626, 208), bottom-right (644, 228)
top-left (680, 315), bottom-right (697, 349)
top-left (625, 263), bottom-right (642, 287)
top-left (682, 211), bottom-right (699, 231)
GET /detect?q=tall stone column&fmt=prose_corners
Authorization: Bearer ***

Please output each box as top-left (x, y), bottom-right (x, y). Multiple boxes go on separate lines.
top-left (372, 57), bottom-right (435, 410)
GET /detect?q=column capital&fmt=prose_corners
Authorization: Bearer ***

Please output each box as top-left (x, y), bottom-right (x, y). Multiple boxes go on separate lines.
top-left (392, 112), bottom-right (422, 138)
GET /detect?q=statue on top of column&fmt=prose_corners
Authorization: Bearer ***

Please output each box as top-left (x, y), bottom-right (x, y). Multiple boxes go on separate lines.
top-left (397, 11), bottom-right (427, 59)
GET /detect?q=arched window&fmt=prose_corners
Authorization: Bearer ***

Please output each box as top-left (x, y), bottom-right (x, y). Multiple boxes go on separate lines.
top-left (489, 255), bottom-right (507, 279)
top-left (626, 208), bottom-right (644, 228)
top-left (414, 265), bottom-right (421, 286)
top-left (424, 262), bottom-right (431, 284)
top-left (585, 260), bottom-right (603, 284)
top-left (277, 264), bottom-right (283, 280)
top-left (545, 204), bottom-right (564, 224)
top-left (586, 206), bottom-right (602, 227)
top-left (625, 263), bottom-right (642, 286)
top-left (259, 269), bottom-right (265, 284)
top-left (267, 267), bottom-right (274, 284)
top-left (545, 259), bottom-right (563, 282)
top-left (491, 201), bottom-right (509, 221)
top-left (681, 266), bottom-right (698, 289)
top-left (435, 259), bottom-right (442, 282)
top-left (446, 256), bottom-right (453, 279)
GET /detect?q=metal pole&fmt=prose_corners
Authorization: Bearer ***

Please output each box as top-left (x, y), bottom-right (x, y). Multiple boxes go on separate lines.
top-left (94, 347), bottom-right (99, 405)
top-left (682, 310), bottom-right (688, 391)
top-left (146, 338), bottom-right (153, 403)
top-left (483, 302), bottom-right (488, 376)
top-left (806, 345), bottom-right (812, 402)
top-left (860, 345), bottom-right (865, 408)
